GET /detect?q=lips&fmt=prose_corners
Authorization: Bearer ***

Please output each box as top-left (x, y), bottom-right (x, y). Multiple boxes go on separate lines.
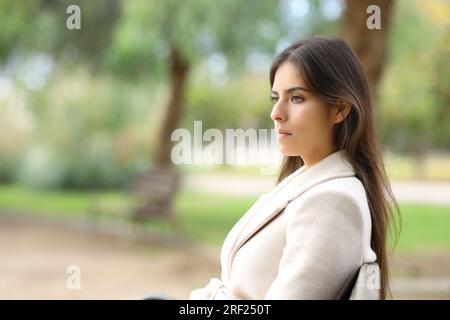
top-left (276, 128), bottom-right (292, 135)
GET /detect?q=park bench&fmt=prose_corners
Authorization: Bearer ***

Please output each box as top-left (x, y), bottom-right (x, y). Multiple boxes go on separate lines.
top-left (129, 166), bottom-right (180, 222)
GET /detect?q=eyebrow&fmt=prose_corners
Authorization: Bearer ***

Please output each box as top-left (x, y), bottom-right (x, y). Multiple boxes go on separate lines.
top-left (271, 86), bottom-right (310, 95)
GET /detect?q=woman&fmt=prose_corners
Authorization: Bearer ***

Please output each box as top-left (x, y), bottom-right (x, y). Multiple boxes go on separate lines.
top-left (189, 36), bottom-right (400, 300)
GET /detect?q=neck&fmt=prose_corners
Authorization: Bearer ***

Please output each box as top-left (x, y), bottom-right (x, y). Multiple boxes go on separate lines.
top-left (302, 146), bottom-right (338, 170)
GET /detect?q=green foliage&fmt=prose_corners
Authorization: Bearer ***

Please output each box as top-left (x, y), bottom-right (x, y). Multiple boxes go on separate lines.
top-left (430, 23), bottom-right (450, 148)
top-left (379, 0), bottom-right (450, 153)
top-left (0, 0), bottom-right (39, 62)
top-left (379, 0), bottom-right (432, 153)
top-left (0, 0), bottom-right (120, 69)
top-left (7, 69), bottom-right (166, 189)
top-left (2, 0), bottom-right (449, 191)
top-left (184, 72), bottom-right (273, 130)
top-left (106, 0), bottom-right (282, 79)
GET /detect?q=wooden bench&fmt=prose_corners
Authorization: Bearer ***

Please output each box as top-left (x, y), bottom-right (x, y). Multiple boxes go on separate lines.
top-left (129, 166), bottom-right (180, 222)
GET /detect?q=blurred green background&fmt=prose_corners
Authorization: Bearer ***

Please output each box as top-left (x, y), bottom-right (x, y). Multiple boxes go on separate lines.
top-left (0, 0), bottom-right (449, 299)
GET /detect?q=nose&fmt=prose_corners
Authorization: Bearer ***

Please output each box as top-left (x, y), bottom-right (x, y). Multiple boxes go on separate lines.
top-left (270, 101), bottom-right (287, 122)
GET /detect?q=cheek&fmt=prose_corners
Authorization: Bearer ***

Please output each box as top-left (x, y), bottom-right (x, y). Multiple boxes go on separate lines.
top-left (290, 103), bottom-right (326, 133)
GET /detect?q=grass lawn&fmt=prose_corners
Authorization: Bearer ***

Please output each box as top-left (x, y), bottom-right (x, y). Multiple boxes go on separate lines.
top-left (0, 184), bottom-right (130, 216)
top-left (391, 203), bottom-right (450, 252)
top-left (0, 184), bottom-right (449, 252)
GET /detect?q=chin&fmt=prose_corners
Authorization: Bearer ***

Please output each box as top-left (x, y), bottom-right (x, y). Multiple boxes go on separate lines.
top-left (279, 148), bottom-right (301, 157)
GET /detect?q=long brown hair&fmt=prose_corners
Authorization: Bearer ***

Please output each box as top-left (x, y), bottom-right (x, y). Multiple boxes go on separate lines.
top-left (270, 36), bottom-right (401, 299)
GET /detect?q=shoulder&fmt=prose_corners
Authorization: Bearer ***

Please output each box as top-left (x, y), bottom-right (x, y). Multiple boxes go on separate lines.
top-left (293, 176), bottom-right (367, 210)
top-left (285, 176), bottom-right (370, 229)
top-left (283, 176), bottom-right (376, 263)
top-left (308, 176), bottom-right (367, 204)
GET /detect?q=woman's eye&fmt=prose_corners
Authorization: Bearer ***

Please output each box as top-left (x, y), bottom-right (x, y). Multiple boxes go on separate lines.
top-left (270, 96), bottom-right (279, 104)
top-left (291, 95), bottom-right (304, 103)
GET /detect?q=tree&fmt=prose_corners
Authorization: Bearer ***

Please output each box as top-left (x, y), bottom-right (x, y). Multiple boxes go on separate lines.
top-left (431, 24), bottom-right (450, 150)
top-left (107, 0), bottom-right (283, 219)
top-left (109, 0), bottom-right (281, 164)
top-left (0, 0), bottom-right (120, 68)
top-left (340, 0), bottom-right (395, 102)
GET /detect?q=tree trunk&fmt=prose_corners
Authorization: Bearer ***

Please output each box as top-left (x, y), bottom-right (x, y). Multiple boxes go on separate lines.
top-left (340, 0), bottom-right (394, 103)
top-left (131, 45), bottom-right (189, 223)
top-left (155, 45), bottom-right (190, 166)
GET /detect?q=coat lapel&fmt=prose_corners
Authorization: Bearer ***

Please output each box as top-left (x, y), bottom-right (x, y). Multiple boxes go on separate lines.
top-left (228, 150), bottom-right (356, 273)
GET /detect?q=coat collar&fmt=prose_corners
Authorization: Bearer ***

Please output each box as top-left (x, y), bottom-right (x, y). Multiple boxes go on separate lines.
top-left (228, 150), bottom-right (356, 273)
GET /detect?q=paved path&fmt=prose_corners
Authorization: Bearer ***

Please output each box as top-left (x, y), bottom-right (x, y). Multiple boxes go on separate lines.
top-left (0, 219), bottom-right (219, 299)
top-left (183, 174), bottom-right (450, 205)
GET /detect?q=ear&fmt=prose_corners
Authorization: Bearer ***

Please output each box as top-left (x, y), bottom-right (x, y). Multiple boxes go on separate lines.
top-left (331, 101), bottom-right (351, 124)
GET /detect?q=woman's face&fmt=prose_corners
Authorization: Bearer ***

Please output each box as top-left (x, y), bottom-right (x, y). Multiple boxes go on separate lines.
top-left (270, 61), bottom-right (336, 159)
